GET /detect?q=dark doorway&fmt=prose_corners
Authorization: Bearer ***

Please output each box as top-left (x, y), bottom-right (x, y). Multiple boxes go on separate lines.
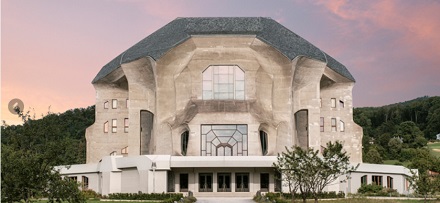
top-left (217, 173), bottom-right (231, 192)
top-left (180, 174), bottom-right (188, 192)
top-left (236, 173), bottom-right (249, 192)
top-left (295, 109), bottom-right (309, 149)
top-left (199, 173), bottom-right (213, 192)
top-left (260, 173), bottom-right (269, 192)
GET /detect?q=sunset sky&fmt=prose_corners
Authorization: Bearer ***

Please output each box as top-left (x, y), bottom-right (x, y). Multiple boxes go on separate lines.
top-left (2, 0), bottom-right (440, 125)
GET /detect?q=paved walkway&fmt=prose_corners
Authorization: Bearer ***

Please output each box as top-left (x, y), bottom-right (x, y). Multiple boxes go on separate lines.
top-left (196, 197), bottom-right (255, 203)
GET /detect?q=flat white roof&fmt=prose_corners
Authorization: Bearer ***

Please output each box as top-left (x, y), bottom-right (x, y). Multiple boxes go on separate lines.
top-left (354, 163), bottom-right (415, 176)
top-left (170, 156), bottom-right (277, 168)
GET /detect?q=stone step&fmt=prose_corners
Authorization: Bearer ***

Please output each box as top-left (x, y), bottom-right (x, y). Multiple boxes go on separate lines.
top-left (193, 192), bottom-right (254, 198)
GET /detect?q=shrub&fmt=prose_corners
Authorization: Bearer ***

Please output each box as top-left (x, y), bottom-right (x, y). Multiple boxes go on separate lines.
top-left (81, 189), bottom-right (101, 199)
top-left (107, 192), bottom-right (183, 201)
top-left (256, 191), bottom-right (345, 202)
top-left (357, 184), bottom-right (383, 194)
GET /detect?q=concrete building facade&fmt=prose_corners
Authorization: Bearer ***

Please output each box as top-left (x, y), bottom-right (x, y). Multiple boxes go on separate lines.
top-left (59, 17), bottom-right (413, 197)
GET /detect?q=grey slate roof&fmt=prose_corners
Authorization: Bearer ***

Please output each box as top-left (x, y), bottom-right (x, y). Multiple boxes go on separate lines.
top-left (92, 17), bottom-right (355, 83)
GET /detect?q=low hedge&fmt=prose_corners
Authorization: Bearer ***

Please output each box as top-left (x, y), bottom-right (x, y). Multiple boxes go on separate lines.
top-left (265, 191), bottom-right (345, 200)
top-left (107, 192), bottom-right (183, 201)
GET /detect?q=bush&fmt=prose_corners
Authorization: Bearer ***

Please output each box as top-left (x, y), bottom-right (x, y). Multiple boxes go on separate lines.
top-left (357, 184), bottom-right (399, 196)
top-left (357, 184), bottom-right (383, 194)
top-left (81, 189), bottom-right (101, 199)
top-left (107, 192), bottom-right (183, 201)
top-left (255, 191), bottom-right (345, 202)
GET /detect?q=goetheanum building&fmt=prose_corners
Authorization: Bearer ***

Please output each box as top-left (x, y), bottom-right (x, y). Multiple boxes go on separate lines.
top-left (60, 17), bottom-right (380, 197)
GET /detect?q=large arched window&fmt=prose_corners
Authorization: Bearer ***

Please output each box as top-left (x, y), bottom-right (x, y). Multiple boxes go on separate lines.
top-left (202, 65), bottom-right (244, 100)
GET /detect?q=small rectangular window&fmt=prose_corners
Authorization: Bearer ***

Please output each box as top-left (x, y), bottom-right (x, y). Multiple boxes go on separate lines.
top-left (112, 119), bottom-right (117, 133)
top-left (340, 120), bottom-right (345, 132)
top-left (339, 100), bottom-right (344, 108)
top-left (104, 121), bottom-right (109, 133)
top-left (68, 176), bottom-right (78, 181)
top-left (126, 99), bottom-right (129, 108)
top-left (121, 146), bottom-right (128, 154)
top-left (124, 118), bottom-right (129, 133)
top-left (82, 176), bottom-right (89, 190)
top-left (331, 118), bottom-right (337, 132)
top-left (260, 173), bottom-right (269, 192)
top-left (180, 174), bottom-right (189, 192)
top-left (387, 176), bottom-right (393, 189)
top-left (104, 101), bottom-right (109, 109)
top-left (112, 99), bottom-right (118, 109)
top-left (372, 175), bottom-right (382, 186)
top-left (320, 117), bottom-right (324, 132)
top-left (361, 175), bottom-right (367, 185)
top-left (331, 98), bottom-right (336, 108)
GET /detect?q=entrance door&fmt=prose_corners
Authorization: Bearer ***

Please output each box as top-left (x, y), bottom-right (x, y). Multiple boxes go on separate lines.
top-left (260, 173), bottom-right (269, 192)
top-left (199, 173), bottom-right (213, 192)
top-left (217, 173), bottom-right (231, 192)
top-left (236, 173), bottom-right (249, 192)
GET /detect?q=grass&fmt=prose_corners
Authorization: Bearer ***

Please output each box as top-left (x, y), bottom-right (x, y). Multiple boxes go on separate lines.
top-left (383, 159), bottom-right (412, 167)
top-left (274, 198), bottom-right (440, 203)
top-left (428, 142), bottom-right (440, 157)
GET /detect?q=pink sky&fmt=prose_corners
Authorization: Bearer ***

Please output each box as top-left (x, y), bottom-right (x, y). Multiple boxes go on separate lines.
top-left (2, 0), bottom-right (440, 125)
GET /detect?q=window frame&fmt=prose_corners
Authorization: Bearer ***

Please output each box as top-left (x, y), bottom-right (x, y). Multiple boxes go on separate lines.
top-left (331, 98), bottom-right (336, 108)
top-left (112, 99), bottom-right (118, 109)
top-left (339, 100), bottom-right (345, 108)
top-left (387, 176), bottom-right (393, 189)
top-left (259, 131), bottom-right (268, 156)
top-left (361, 175), bottom-right (367, 185)
top-left (82, 176), bottom-right (89, 190)
top-left (121, 146), bottom-right (128, 154)
top-left (202, 65), bottom-right (245, 100)
top-left (372, 175), bottom-right (383, 186)
top-left (181, 131), bottom-right (189, 156)
top-left (320, 117), bottom-right (324, 132)
top-left (126, 99), bottom-right (129, 108)
top-left (104, 101), bottom-right (109, 109)
top-left (124, 118), bottom-right (129, 133)
top-left (112, 119), bottom-right (117, 133)
top-left (104, 121), bottom-right (109, 133)
top-left (331, 118), bottom-right (337, 132)
top-left (340, 120), bottom-right (345, 132)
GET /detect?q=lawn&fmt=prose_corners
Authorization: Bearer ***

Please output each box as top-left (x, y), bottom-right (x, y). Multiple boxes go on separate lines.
top-left (428, 142), bottom-right (440, 157)
top-left (383, 159), bottom-right (412, 167)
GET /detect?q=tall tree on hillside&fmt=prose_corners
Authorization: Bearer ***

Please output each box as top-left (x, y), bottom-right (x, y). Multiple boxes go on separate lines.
top-left (1, 108), bottom-right (86, 203)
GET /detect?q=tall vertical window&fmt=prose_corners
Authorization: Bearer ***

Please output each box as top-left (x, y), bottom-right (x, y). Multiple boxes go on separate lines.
top-left (82, 176), bottom-right (89, 190)
top-left (124, 118), bottom-right (129, 133)
top-left (387, 176), bottom-right (393, 189)
top-left (104, 121), bottom-right (109, 133)
top-left (181, 131), bottom-right (189, 156)
top-left (112, 99), bottom-right (118, 109)
top-left (202, 65), bottom-right (245, 100)
top-left (361, 175), bottom-right (367, 185)
top-left (320, 117), bottom-right (324, 132)
top-left (331, 98), bottom-right (336, 108)
top-left (331, 118), bottom-right (337, 132)
top-left (372, 175), bottom-right (382, 186)
top-left (112, 119), bottom-right (117, 133)
top-left (104, 101), bottom-right (109, 109)
top-left (340, 120), bottom-right (345, 132)
top-left (259, 131), bottom-right (268, 155)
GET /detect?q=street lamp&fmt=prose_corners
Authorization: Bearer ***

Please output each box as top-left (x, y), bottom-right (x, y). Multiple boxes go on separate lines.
top-left (151, 162), bottom-right (157, 193)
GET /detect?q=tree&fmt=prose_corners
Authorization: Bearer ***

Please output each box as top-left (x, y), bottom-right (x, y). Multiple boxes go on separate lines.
top-left (273, 141), bottom-right (356, 203)
top-left (408, 149), bottom-right (440, 203)
top-left (363, 146), bottom-right (383, 164)
top-left (1, 108), bottom-right (86, 203)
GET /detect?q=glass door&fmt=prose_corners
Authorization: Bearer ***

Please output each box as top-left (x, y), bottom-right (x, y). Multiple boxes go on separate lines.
top-left (217, 173), bottom-right (231, 192)
top-left (236, 173), bottom-right (249, 192)
top-left (199, 173), bottom-right (213, 192)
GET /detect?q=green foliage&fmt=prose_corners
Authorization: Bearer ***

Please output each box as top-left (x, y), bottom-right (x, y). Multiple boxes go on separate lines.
top-left (364, 147), bottom-right (383, 164)
top-left (255, 192), bottom-right (345, 203)
top-left (107, 193), bottom-right (184, 201)
top-left (1, 106), bottom-right (94, 203)
top-left (354, 96), bottom-right (440, 164)
top-left (273, 141), bottom-right (355, 203)
top-left (357, 184), bottom-right (383, 194)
